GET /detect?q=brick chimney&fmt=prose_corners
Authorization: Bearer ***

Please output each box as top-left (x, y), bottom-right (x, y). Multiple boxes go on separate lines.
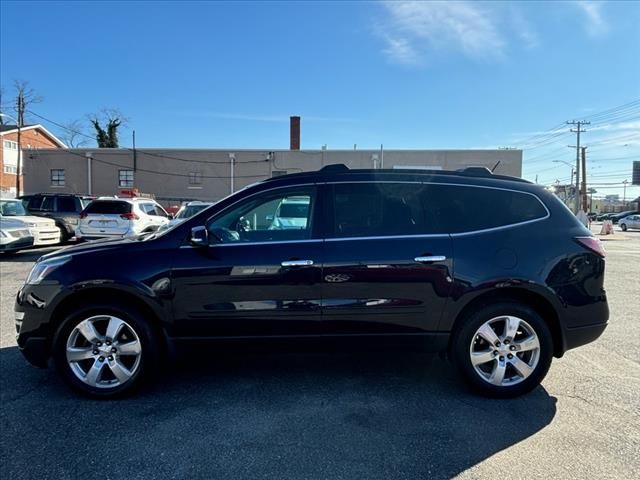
top-left (290, 116), bottom-right (300, 150)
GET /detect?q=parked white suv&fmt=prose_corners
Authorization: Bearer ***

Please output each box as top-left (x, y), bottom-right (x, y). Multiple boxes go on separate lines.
top-left (76, 197), bottom-right (170, 241)
top-left (0, 199), bottom-right (61, 246)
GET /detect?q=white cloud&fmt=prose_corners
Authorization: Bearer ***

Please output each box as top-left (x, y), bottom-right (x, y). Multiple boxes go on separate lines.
top-left (575, 1), bottom-right (608, 37)
top-left (379, 1), bottom-right (506, 64)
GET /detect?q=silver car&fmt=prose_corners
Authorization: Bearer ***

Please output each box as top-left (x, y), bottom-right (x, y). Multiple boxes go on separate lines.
top-left (619, 214), bottom-right (640, 231)
top-left (0, 217), bottom-right (34, 253)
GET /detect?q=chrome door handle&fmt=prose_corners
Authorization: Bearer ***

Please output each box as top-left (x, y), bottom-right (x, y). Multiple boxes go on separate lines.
top-left (414, 255), bottom-right (446, 263)
top-left (281, 259), bottom-right (314, 267)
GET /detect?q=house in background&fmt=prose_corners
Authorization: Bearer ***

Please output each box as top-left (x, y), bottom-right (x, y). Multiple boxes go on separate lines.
top-left (0, 124), bottom-right (67, 198)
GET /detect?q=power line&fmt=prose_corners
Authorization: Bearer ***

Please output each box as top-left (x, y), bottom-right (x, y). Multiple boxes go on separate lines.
top-left (27, 110), bottom-right (273, 166)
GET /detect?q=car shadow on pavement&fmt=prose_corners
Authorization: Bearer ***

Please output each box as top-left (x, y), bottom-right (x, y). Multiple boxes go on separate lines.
top-left (0, 345), bottom-right (557, 479)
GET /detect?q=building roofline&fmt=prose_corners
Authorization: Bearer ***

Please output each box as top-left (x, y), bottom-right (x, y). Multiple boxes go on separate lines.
top-left (0, 124), bottom-right (67, 148)
top-left (28, 147), bottom-right (522, 154)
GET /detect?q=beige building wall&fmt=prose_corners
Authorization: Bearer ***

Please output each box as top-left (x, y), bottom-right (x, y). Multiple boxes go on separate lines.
top-left (23, 148), bottom-right (522, 206)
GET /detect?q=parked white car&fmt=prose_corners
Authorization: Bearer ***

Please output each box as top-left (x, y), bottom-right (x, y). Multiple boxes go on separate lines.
top-left (76, 197), bottom-right (170, 241)
top-left (0, 199), bottom-right (61, 246)
top-left (169, 201), bottom-right (215, 227)
top-left (619, 214), bottom-right (640, 231)
top-left (0, 217), bottom-right (34, 253)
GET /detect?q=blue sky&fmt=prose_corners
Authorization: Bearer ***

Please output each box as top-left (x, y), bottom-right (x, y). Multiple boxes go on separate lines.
top-left (1, 1), bottom-right (639, 197)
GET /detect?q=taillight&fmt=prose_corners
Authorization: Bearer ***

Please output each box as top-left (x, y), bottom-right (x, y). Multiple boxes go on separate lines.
top-left (120, 212), bottom-right (139, 220)
top-left (79, 211), bottom-right (88, 219)
top-left (574, 236), bottom-right (606, 257)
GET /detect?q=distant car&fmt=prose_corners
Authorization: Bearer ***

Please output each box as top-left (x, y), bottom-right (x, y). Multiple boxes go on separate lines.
top-left (0, 217), bottom-right (34, 254)
top-left (169, 201), bottom-right (215, 227)
top-left (610, 210), bottom-right (639, 224)
top-left (619, 214), bottom-right (640, 231)
top-left (76, 197), bottom-right (170, 241)
top-left (596, 213), bottom-right (612, 221)
top-left (0, 199), bottom-right (61, 246)
top-left (269, 196), bottom-right (311, 229)
top-left (19, 193), bottom-right (95, 243)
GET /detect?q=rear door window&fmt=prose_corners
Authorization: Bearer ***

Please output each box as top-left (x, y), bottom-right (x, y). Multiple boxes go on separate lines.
top-left (421, 184), bottom-right (548, 234)
top-left (85, 201), bottom-right (131, 215)
top-left (331, 183), bottom-right (425, 238)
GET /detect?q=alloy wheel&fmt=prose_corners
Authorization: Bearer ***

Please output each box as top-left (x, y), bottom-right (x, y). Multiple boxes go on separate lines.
top-left (66, 315), bottom-right (142, 389)
top-left (469, 315), bottom-right (540, 387)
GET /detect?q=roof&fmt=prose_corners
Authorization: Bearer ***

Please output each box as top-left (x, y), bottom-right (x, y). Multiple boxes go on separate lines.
top-left (0, 123), bottom-right (67, 148)
top-left (263, 164), bottom-right (531, 185)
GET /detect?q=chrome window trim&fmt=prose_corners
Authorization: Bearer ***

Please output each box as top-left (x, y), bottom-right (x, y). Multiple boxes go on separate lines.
top-left (179, 239), bottom-right (322, 248)
top-left (325, 233), bottom-right (449, 242)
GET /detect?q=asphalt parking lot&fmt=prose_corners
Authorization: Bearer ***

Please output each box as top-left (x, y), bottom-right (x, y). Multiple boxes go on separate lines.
top-left (1, 229), bottom-right (639, 480)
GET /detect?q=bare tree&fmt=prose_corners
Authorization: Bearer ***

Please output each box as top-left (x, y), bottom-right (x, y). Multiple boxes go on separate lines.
top-left (60, 119), bottom-right (90, 148)
top-left (14, 80), bottom-right (43, 125)
top-left (90, 108), bottom-right (127, 148)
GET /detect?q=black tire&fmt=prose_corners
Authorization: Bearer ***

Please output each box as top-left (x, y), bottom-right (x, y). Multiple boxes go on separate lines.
top-left (53, 303), bottom-right (161, 398)
top-left (621, 223), bottom-right (627, 231)
top-left (451, 303), bottom-right (553, 398)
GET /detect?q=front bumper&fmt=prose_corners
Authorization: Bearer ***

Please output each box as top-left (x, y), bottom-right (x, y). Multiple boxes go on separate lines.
top-left (15, 284), bottom-right (64, 368)
top-left (0, 236), bottom-right (34, 252)
top-left (33, 228), bottom-right (61, 246)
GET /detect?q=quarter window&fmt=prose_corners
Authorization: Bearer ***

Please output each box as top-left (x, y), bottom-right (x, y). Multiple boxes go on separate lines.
top-left (207, 187), bottom-right (315, 244)
top-left (420, 184), bottom-right (548, 234)
top-left (50, 169), bottom-right (65, 186)
top-left (119, 170), bottom-right (134, 187)
top-left (57, 197), bottom-right (77, 212)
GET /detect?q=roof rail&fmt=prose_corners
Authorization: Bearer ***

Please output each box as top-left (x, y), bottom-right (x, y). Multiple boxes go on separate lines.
top-left (320, 164), bottom-right (349, 172)
top-left (457, 166), bottom-right (494, 177)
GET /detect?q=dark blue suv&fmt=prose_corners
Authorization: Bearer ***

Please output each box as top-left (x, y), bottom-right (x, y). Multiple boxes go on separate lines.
top-left (15, 165), bottom-right (608, 397)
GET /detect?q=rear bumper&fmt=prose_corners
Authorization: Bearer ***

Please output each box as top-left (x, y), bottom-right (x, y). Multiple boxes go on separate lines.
top-left (563, 322), bottom-right (608, 353)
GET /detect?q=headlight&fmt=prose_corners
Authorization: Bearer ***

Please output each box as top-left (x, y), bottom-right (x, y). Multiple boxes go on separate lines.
top-left (26, 256), bottom-right (71, 285)
top-left (0, 230), bottom-right (7, 238)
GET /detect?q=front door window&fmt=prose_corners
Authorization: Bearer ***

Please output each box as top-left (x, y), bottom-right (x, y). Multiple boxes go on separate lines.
top-left (207, 188), bottom-right (315, 244)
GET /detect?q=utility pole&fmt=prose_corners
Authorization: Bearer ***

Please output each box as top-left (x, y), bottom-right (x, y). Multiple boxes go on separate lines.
top-left (132, 130), bottom-right (137, 176)
top-left (623, 179), bottom-right (629, 206)
top-left (567, 120), bottom-right (590, 214)
top-left (581, 147), bottom-right (588, 212)
top-left (16, 93), bottom-right (25, 195)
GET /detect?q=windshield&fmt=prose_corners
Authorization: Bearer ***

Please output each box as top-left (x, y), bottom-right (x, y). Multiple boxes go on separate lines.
top-left (175, 204), bottom-right (210, 219)
top-left (0, 200), bottom-right (27, 216)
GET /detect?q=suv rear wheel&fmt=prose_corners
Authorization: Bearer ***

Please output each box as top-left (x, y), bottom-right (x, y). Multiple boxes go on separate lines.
top-left (53, 304), bottom-right (160, 398)
top-left (620, 223), bottom-right (628, 231)
top-left (451, 303), bottom-right (553, 398)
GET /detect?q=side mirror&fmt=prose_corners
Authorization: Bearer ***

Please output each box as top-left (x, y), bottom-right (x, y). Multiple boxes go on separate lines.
top-left (190, 226), bottom-right (208, 246)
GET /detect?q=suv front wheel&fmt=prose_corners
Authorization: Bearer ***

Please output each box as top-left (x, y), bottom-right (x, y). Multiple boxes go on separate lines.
top-left (451, 303), bottom-right (553, 398)
top-left (53, 304), bottom-right (160, 398)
